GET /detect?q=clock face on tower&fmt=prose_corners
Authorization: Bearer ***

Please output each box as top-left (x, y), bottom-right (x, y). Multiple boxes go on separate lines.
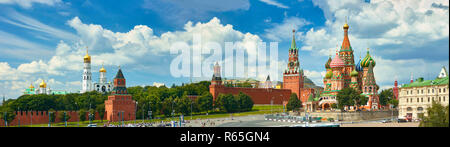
top-left (289, 62), bottom-right (294, 67)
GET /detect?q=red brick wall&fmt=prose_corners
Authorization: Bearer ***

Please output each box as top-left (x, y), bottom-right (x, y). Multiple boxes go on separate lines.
top-left (0, 111), bottom-right (106, 126)
top-left (300, 88), bottom-right (315, 103)
top-left (105, 94), bottom-right (136, 122)
top-left (283, 74), bottom-right (303, 101)
top-left (210, 85), bottom-right (291, 105)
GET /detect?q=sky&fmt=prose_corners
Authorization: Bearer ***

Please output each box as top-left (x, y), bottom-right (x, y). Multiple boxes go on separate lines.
top-left (0, 0), bottom-right (448, 99)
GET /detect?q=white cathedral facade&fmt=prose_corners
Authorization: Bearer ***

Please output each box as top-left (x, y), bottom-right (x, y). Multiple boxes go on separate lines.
top-left (81, 48), bottom-right (113, 93)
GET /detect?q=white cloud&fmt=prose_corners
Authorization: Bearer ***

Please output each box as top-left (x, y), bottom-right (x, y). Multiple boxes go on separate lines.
top-left (0, 9), bottom-right (78, 41)
top-left (0, 0), bottom-right (62, 8)
top-left (2, 16), bottom-right (290, 98)
top-left (259, 0), bottom-right (289, 9)
top-left (264, 17), bottom-right (310, 41)
top-left (305, 0), bottom-right (449, 53)
top-left (297, 0), bottom-right (449, 90)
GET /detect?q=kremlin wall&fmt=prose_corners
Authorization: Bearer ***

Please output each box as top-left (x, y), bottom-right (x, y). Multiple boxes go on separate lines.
top-left (0, 111), bottom-right (106, 126)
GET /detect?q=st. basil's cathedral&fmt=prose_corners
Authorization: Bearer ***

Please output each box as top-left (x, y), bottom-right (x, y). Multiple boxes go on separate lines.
top-left (317, 22), bottom-right (379, 111)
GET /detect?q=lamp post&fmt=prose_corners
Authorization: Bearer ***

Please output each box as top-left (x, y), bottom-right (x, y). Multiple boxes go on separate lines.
top-left (64, 111), bottom-right (67, 127)
top-left (75, 102), bottom-right (79, 127)
top-left (121, 111), bottom-right (124, 127)
top-left (172, 100), bottom-right (175, 120)
top-left (148, 102), bottom-right (152, 121)
top-left (149, 110), bottom-right (152, 120)
top-left (4, 111), bottom-right (7, 127)
top-left (17, 107), bottom-right (20, 127)
top-left (48, 112), bottom-right (52, 127)
top-left (142, 103), bottom-right (145, 123)
top-left (30, 109), bottom-right (32, 127)
top-left (135, 101), bottom-right (138, 125)
top-left (89, 103), bottom-right (92, 126)
top-left (270, 99), bottom-right (273, 114)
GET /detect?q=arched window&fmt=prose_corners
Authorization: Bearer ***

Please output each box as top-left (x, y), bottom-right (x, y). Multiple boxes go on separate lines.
top-left (369, 87), bottom-right (372, 93)
top-left (407, 107), bottom-right (413, 111)
top-left (417, 107), bottom-right (424, 111)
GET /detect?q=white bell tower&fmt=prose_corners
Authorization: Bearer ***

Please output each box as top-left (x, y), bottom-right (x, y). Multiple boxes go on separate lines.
top-left (81, 47), bottom-right (92, 93)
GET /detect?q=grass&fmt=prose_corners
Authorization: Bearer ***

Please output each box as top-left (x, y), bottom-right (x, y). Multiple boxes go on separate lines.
top-left (5, 105), bottom-right (284, 127)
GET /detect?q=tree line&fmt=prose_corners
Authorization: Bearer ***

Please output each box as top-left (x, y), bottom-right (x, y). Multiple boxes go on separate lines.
top-left (1, 81), bottom-right (256, 125)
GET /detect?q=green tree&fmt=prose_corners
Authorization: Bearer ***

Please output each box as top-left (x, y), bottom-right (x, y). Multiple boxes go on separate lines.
top-left (1, 107), bottom-right (16, 126)
top-left (215, 94), bottom-right (238, 113)
top-left (161, 97), bottom-right (174, 117)
top-left (196, 92), bottom-right (213, 113)
top-left (286, 93), bottom-right (302, 111)
top-left (379, 89), bottom-right (393, 106)
top-left (78, 109), bottom-right (87, 122)
top-left (96, 104), bottom-right (105, 122)
top-left (58, 111), bottom-right (71, 122)
top-left (175, 95), bottom-right (192, 115)
top-left (419, 100), bottom-right (449, 127)
top-left (336, 88), bottom-right (367, 110)
top-left (389, 99), bottom-right (399, 108)
top-left (235, 92), bottom-right (253, 112)
top-left (331, 103), bottom-right (337, 109)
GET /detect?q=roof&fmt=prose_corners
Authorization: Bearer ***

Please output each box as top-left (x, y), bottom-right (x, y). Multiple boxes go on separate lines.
top-left (115, 68), bottom-right (125, 79)
top-left (330, 52), bottom-right (345, 68)
top-left (290, 29), bottom-right (297, 50)
top-left (402, 76), bottom-right (449, 88)
top-left (340, 23), bottom-right (352, 51)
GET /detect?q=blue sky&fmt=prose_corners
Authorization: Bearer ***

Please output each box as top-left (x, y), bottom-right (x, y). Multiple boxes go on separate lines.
top-left (0, 0), bottom-right (448, 99)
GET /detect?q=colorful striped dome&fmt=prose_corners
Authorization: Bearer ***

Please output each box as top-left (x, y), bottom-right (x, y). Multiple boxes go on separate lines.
top-left (325, 56), bottom-right (332, 69)
top-left (330, 52), bottom-right (345, 68)
top-left (361, 48), bottom-right (376, 68)
top-left (355, 57), bottom-right (363, 71)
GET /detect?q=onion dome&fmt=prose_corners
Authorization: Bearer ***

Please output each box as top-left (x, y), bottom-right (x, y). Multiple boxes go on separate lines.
top-left (351, 69), bottom-right (359, 77)
top-left (355, 56), bottom-right (363, 71)
top-left (84, 47), bottom-right (91, 63)
top-left (325, 56), bottom-right (332, 69)
top-left (330, 51), bottom-right (345, 68)
top-left (343, 23), bottom-right (349, 30)
top-left (361, 48), bottom-right (376, 68)
top-left (29, 83), bottom-right (34, 89)
top-left (325, 70), bottom-right (333, 79)
top-left (39, 80), bottom-right (46, 88)
top-left (99, 64), bottom-right (106, 73)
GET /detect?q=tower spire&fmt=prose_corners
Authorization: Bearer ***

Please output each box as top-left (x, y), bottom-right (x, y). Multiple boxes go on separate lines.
top-left (291, 29), bottom-right (296, 50)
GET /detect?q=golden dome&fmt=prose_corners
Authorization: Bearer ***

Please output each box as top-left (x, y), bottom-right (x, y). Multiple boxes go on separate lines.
top-left (84, 47), bottom-right (91, 63)
top-left (29, 83), bottom-right (34, 89)
top-left (343, 23), bottom-right (349, 29)
top-left (39, 80), bottom-right (46, 88)
top-left (99, 64), bottom-right (106, 72)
